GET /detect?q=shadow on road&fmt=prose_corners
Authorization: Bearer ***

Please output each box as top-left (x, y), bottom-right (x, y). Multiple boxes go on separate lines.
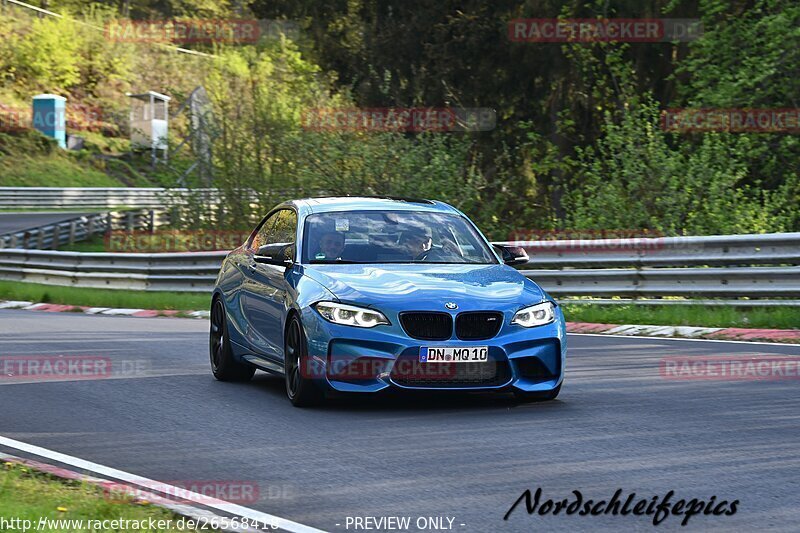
top-left (241, 372), bottom-right (567, 413)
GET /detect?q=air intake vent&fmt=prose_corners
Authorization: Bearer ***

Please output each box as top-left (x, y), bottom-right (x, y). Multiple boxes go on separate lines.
top-left (516, 356), bottom-right (558, 381)
top-left (390, 354), bottom-right (512, 388)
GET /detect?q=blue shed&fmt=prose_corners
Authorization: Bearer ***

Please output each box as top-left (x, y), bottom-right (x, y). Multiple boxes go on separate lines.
top-left (32, 94), bottom-right (66, 148)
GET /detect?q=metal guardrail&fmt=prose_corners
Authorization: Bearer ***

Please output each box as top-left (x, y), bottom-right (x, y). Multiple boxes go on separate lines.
top-left (0, 249), bottom-right (222, 291)
top-left (0, 233), bottom-right (797, 301)
top-left (0, 187), bottom-right (219, 209)
top-left (495, 232), bottom-right (800, 267)
top-left (0, 187), bottom-right (271, 229)
top-left (522, 266), bottom-right (800, 298)
top-left (0, 210), bottom-right (170, 250)
top-left (0, 187), bottom-right (296, 211)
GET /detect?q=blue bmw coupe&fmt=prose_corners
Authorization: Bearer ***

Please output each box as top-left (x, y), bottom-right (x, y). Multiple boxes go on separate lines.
top-left (210, 197), bottom-right (566, 406)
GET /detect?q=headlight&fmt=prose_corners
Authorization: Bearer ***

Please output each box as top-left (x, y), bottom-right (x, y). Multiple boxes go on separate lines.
top-left (314, 302), bottom-right (390, 328)
top-left (511, 302), bottom-right (556, 327)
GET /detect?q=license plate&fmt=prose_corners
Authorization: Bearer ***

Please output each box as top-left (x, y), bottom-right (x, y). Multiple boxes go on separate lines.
top-left (420, 346), bottom-right (488, 363)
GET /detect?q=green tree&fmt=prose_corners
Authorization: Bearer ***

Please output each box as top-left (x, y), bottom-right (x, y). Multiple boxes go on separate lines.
top-left (12, 16), bottom-right (82, 92)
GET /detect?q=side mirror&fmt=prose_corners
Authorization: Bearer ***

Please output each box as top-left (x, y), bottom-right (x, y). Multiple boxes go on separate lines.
top-left (494, 244), bottom-right (529, 267)
top-left (254, 243), bottom-right (295, 267)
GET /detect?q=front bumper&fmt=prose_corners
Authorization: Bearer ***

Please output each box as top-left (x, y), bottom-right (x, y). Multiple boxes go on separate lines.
top-left (300, 305), bottom-right (566, 394)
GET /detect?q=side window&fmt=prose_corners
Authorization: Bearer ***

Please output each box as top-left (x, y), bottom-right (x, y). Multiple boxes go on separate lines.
top-left (249, 213), bottom-right (279, 252)
top-left (271, 210), bottom-right (297, 245)
top-left (248, 210), bottom-right (298, 260)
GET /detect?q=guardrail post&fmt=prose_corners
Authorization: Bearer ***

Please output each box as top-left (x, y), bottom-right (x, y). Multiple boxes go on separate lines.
top-left (126, 211), bottom-right (135, 232)
top-left (36, 228), bottom-right (44, 249)
top-left (51, 225), bottom-right (59, 249)
top-left (149, 209), bottom-right (156, 234)
top-left (68, 220), bottom-right (76, 245)
top-left (171, 205), bottom-right (182, 228)
top-left (107, 212), bottom-right (113, 233)
top-left (88, 217), bottom-right (95, 238)
top-left (10, 234), bottom-right (18, 248)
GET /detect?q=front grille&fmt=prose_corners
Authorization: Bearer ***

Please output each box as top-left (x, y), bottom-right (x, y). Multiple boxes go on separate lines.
top-left (456, 312), bottom-right (503, 340)
top-left (400, 312), bottom-right (452, 340)
top-left (390, 354), bottom-right (511, 388)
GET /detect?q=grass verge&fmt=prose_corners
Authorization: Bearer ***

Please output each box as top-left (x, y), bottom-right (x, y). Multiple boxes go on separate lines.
top-left (1, 280), bottom-right (797, 330)
top-left (0, 280), bottom-right (209, 311)
top-left (0, 462), bottom-right (217, 532)
top-left (56, 234), bottom-right (108, 252)
top-left (0, 131), bottom-right (121, 187)
top-left (561, 303), bottom-right (800, 330)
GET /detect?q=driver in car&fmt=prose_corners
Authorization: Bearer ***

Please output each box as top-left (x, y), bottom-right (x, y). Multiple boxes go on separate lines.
top-left (398, 227), bottom-right (432, 260)
top-left (399, 227), bottom-right (465, 262)
top-left (315, 230), bottom-right (346, 260)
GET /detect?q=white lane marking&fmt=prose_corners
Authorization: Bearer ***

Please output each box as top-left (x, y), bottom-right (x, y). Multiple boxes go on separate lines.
top-left (569, 333), bottom-right (800, 348)
top-left (0, 370), bottom-right (208, 386)
top-left (0, 435), bottom-right (328, 533)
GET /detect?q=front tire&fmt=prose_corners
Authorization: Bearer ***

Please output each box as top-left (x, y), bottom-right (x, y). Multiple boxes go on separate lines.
top-left (284, 315), bottom-right (324, 407)
top-left (210, 298), bottom-right (255, 382)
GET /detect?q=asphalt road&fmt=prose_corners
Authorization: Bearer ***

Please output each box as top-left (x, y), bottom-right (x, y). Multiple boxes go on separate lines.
top-left (1, 309), bottom-right (798, 532)
top-left (0, 212), bottom-right (93, 235)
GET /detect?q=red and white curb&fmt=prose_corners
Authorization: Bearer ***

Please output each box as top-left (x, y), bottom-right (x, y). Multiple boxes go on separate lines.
top-left (1, 299), bottom-right (797, 344)
top-left (0, 300), bottom-right (209, 319)
top-left (0, 436), bottom-right (326, 533)
top-left (566, 321), bottom-right (800, 344)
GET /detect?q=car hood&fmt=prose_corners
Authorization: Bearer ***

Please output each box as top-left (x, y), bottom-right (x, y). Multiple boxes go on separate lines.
top-left (301, 263), bottom-right (547, 312)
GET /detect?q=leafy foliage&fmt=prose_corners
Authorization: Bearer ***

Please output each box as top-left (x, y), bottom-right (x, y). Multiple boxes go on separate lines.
top-left (0, 0), bottom-right (797, 236)
top-left (563, 97), bottom-right (794, 234)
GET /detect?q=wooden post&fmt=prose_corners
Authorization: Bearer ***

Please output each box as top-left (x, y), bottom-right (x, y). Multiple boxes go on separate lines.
top-left (68, 220), bottom-right (77, 245)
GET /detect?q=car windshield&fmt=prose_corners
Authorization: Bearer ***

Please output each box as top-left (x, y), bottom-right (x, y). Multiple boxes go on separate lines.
top-left (303, 210), bottom-right (498, 264)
